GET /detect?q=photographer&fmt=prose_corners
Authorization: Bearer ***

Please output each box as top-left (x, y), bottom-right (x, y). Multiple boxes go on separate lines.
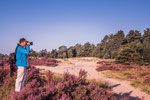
top-left (15, 38), bottom-right (32, 92)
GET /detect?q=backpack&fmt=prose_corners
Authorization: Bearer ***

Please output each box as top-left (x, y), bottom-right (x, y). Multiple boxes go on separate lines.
top-left (9, 45), bottom-right (20, 72)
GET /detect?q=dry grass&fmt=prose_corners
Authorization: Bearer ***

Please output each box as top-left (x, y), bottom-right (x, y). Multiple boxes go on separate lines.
top-left (101, 69), bottom-right (150, 94)
top-left (69, 57), bottom-right (100, 62)
top-left (40, 70), bottom-right (63, 80)
top-left (0, 86), bottom-right (14, 100)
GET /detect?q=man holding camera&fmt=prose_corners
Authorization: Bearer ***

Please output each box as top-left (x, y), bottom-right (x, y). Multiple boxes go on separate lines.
top-left (15, 38), bottom-right (32, 92)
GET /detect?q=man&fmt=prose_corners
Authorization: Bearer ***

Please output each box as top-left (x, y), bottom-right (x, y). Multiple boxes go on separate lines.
top-left (15, 38), bottom-right (31, 92)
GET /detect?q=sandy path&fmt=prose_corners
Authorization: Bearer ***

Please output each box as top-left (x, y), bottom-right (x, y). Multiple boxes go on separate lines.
top-left (35, 58), bottom-right (150, 100)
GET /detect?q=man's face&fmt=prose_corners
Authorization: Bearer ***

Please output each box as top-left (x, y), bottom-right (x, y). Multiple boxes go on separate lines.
top-left (21, 40), bottom-right (27, 47)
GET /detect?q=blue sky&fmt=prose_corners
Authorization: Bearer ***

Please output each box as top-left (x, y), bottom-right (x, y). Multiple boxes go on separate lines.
top-left (0, 0), bottom-right (150, 54)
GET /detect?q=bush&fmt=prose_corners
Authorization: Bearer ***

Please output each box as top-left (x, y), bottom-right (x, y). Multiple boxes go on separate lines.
top-left (111, 51), bottom-right (118, 59)
top-left (10, 69), bottom-right (117, 100)
top-left (96, 61), bottom-right (150, 72)
top-left (115, 47), bottom-right (144, 65)
top-left (28, 57), bottom-right (59, 66)
top-left (142, 75), bottom-right (150, 84)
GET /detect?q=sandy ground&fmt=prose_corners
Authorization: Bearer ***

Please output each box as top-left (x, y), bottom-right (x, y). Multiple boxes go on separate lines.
top-left (35, 57), bottom-right (150, 100)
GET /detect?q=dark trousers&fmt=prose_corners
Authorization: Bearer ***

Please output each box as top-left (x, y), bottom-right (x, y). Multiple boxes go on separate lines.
top-left (10, 65), bottom-right (15, 77)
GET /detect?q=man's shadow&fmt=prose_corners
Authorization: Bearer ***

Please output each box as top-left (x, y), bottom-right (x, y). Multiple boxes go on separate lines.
top-left (110, 84), bottom-right (144, 100)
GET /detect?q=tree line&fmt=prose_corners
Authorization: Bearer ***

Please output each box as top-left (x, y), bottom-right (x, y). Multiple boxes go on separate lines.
top-left (26, 28), bottom-right (150, 65)
top-left (0, 53), bottom-right (8, 59)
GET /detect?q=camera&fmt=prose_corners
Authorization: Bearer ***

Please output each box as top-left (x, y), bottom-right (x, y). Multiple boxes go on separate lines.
top-left (27, 41), bottom-right (33, 45)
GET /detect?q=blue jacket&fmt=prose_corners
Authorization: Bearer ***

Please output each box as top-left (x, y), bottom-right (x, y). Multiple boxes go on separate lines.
top-left (15, 44), bottom-right (30, 67)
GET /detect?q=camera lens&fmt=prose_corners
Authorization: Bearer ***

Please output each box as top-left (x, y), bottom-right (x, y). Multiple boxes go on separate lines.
top-left (30, 42), bottom-right (33, 45)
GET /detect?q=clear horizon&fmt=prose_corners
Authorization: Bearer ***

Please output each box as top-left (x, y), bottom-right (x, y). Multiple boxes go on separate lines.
top-left (0, 0), bottom-right (150, 55)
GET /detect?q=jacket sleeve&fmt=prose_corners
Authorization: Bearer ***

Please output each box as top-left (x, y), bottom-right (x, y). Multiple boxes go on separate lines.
top-left (18, 45), bottom-right (30, 55)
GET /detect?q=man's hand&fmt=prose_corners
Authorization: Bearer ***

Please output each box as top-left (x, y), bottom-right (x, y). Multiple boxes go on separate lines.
top-left (26, 42), bottom-right (30, 45)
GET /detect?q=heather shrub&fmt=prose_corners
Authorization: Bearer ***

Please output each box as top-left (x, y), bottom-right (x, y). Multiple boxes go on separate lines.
top-left (0, 58), bottom-right (17, 100)
top-left (0, 61), bottom-right (11, 86)
top-left (139, 72), bottom-right (150, 77)
top-left (126, 75), bottom-right (137, 79)
top-left (96, 61), bottom-right (150, 72)
top-left (25, 66), bottom-right (46, 86)
top-left (142, 75), bottom-right (150, 84)
top-left (10, 69), bottom-right (117, 100)
top-left (28, 57), bottom-right (59, 66)
top-left (45, 70), bottom-right (55, 82)
top-left (0, 68), bottom-right (8, 85)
